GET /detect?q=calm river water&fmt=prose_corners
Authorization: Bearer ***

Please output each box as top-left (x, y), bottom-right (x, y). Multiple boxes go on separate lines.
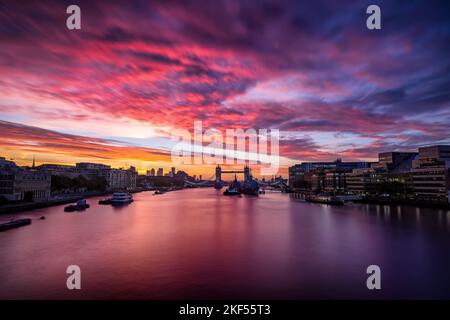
top-left (0, 188), bottom-right (449, 299)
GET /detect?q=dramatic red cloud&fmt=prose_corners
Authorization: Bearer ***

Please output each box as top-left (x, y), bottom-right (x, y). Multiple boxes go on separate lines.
top-left (0, 1), bottom-right (449, 176)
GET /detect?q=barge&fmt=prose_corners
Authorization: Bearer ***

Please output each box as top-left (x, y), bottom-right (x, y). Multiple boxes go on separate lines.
top-left (0, 218), bottom-right (32, 232)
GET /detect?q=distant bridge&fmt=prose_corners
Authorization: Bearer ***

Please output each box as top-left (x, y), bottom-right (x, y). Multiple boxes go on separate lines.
top-left (183, 165), bottom-right (288, 190)
top-left (184, 174), bottom-right (216, 187)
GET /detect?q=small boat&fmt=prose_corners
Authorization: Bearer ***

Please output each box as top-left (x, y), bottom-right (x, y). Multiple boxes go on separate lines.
top-left (154, 190), bottom-right (165, 195)
top-left (223, 188), bottom-right (241, 196)
top-left (99, 198), bottom-right (112, 205)
top-left (305, 195), bottom-right (344, 205)
top-left (338, 194), bottom-right (363, 202)
top-left (64, 199), bottom-right (90, 212)
top-left (39, 216), bottom-right (46, 220)
top-left (223, 175), bottom-right (242, 196)
top-left (111, 192), bottom-right (133, 205)
top-left (0, 218), bottom-right (32, 232)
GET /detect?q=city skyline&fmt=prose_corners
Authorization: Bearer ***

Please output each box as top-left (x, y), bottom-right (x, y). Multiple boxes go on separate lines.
top-left (1, 0), bottom-right (450, 177)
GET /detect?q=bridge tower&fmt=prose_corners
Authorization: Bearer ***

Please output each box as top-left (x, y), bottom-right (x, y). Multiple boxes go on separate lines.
top-left (215, 165), bottom-right (222, 182)
top-left (244, 165), bottom-right (251, 182)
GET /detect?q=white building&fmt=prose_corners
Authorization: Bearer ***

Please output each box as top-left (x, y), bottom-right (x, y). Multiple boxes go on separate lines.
top-left (107, 167), bottom-right (137, 191)
top-left (0, 157), bottom-right (51, 202)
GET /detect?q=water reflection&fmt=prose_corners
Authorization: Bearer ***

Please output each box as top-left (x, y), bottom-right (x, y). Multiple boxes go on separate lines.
top-left (0, 189), bottom-right (449, 299)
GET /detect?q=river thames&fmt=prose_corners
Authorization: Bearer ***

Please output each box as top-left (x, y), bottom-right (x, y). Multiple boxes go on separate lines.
top-left (0, 188), bottom-right (449, 299)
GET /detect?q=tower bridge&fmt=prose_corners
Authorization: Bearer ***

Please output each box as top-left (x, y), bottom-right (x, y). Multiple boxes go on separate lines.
top-left (184, 165), bottom-right (288, 191)
top-left (184, 165), bottom-right (252, 188)
top-left (215, 165), bottom-right (251, 183)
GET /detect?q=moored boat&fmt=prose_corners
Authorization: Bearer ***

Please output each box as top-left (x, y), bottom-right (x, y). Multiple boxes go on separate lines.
top-left (64, 199), bottom-right (90, 212)
top-left (223, 189), bottom-right (242, 196)
top-left (99, 198), bottom-right (112, 205)
top-left (111, 192), bottom-right (133, 205)
top-left (0, 218), bottom-right (32, 232)
top-left (305, 194), bottom-right (344, 205)
top-left (223, 176), bottom-right (242, 196)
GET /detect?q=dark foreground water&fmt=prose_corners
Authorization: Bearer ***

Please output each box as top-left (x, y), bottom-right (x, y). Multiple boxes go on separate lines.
top-left (0, 188), bottom-right (449, 299)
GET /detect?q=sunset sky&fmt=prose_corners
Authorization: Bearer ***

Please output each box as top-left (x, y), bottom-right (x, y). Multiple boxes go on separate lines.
top-left (1, 0), bottom-right (449, 177)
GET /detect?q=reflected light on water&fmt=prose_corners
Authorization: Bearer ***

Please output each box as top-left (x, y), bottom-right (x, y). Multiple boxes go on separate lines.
top-left (0, 189), bottom-right (449, 299)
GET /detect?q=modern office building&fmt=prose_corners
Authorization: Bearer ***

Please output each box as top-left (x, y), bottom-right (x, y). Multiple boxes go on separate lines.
top-left (371, 152), bottom-right (418, 173)
top-left (288, 164), bottom-right (305, 187)
top-left (323, 170), bottom-right (347, 193)
top-left (415, 145), bottom-right (450, 163)
top-left (346, 167), bottom-right (393, 194)
top-left (295, 159), bottom-right (369, 173)
top-left (157, 168), bottom-right (163, 177)
top-left (307, 168), bottom-right (350, 193)
top-left (290, 159), bottom-right (368, 191)
top-left (411, 145), bottom-right (450, 203)
top-left (345, 151), bottom-right (418, 195)
top-left (310, 170), bottom-right (324, 192)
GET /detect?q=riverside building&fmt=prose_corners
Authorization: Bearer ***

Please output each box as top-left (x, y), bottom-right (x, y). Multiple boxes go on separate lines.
top-left (412, 145), bottom-right (450, 203)
top-left (0, 157), bottom-right (51, 202)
